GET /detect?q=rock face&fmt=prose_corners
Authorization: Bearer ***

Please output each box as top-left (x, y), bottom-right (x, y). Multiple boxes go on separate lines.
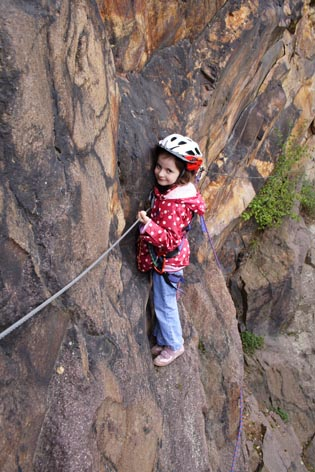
top-left (231, 217), bottom-right (311, 336)
top-left (96, 0), bottom-right (227, 73)
top-left (233, 218), bottom-right (315, 471)
top-left (0, 1), bottom-right (315, 471)
top-left (229, 152), bottom-right (315, 470)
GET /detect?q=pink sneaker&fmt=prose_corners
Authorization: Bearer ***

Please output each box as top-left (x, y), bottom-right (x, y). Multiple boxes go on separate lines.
top-left (153, 346), bottom-right (184, 367)
top-left (151, 344), bottom-right (164, 356)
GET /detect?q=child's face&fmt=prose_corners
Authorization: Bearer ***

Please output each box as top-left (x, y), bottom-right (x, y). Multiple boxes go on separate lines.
top-left (154, 153), bottom-right (181, 186)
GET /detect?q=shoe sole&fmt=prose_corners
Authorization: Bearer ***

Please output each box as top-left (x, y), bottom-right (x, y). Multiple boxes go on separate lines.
top-left (153, 348), bottom-right (184, 367)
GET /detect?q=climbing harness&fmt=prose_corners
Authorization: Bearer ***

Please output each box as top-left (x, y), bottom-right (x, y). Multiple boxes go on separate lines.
top-left (147, 243), bottom-right (185, 291)
top-left (0, 216), bottom-right (144, 341)
top-left (148, 243), bottom-right (178, 274)
top-left (148, 238), bottom-right (185, 273)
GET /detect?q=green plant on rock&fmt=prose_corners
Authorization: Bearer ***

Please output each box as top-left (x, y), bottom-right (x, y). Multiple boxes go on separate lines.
top-left (240, 330), bottom-right (264, 355)
top-left (271, 406), bottom-right (289, 423)
top-left (242, 139), bottom-right (308, 229)
top-left (198, 339), bottom-right (206, 354)
top-left (298, 179), bottom-right (315, 219)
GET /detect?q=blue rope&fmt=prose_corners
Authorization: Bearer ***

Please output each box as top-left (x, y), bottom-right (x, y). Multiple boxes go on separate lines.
top-left (199, 211), bottom-right (244, 471)
top-left (199, 215), bottom-right (223, 272)
top-left (230, 388), bottom-right (244, 472)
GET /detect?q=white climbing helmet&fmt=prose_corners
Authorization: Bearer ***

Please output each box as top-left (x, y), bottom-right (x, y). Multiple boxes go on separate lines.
top-left (158, 133), bottom-right (203, 171)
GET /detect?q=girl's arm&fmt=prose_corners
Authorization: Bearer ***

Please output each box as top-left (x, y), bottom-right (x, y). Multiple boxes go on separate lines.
top-left (140, 208), bottom-right (191, 253)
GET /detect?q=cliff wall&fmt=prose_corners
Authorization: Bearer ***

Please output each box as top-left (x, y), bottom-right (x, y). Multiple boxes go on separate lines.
top-left (0, 1), bottom-right (314, 471)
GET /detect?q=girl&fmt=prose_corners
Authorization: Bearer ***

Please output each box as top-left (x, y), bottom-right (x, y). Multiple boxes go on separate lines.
top-left (137, 134), bottom-right (206, 367)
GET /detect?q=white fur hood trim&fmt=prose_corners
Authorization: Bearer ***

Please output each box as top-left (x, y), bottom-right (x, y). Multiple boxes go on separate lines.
top-left (165, 182), bottom-right (197, 199)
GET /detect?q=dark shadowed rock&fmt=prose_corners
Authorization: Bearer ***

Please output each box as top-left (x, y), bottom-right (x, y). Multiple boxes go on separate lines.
top-left (1, 0), bottom-right (315, 471)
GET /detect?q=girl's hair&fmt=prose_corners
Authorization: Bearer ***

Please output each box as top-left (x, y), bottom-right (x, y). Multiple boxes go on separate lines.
top-left (155, 148), bottom-right (196, 184)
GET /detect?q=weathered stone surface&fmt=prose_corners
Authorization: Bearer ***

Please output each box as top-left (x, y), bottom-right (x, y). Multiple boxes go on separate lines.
top-left (230, 217), bottom-right (311, 335)
top-left (0, 0), bottom-right (122, 470)
top-left (244, 393), bottom-right (309, 472)
top-left (304, 434), bottom-right (315, 470)
top-left (95, 0), bottom-right (226, 72)
top-left (239, 218), bottom-right (315, 469)
top-left (1, 0), bottom-right (315, 471)
top-left (116, 0), bottom-right (315, 243)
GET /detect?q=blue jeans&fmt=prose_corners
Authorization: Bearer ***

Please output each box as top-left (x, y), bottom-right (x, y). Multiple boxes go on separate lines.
top-left (152, 270), bottom-right (184, 351)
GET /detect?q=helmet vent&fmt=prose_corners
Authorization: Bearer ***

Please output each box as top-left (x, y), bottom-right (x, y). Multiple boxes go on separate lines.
top-left (158, 133), bottom-right (203, 170)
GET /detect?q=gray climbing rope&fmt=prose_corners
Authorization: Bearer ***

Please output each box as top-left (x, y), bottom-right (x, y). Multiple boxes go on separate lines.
top-left (0, 217), bottom-right (141, 341)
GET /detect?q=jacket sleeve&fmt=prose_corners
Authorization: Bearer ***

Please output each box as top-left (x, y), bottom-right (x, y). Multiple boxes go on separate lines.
top-left (141, 206), bottom-right (191, 254)
top-left (194, 193), bottom-right (206, 216)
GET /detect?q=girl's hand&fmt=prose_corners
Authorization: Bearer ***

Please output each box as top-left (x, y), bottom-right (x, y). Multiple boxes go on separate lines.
top-left (138, 210), bottom-right (150, 225)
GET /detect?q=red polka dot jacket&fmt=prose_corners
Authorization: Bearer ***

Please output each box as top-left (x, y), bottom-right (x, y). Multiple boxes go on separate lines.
top-left (137, 182), bottom-right (206, 273)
